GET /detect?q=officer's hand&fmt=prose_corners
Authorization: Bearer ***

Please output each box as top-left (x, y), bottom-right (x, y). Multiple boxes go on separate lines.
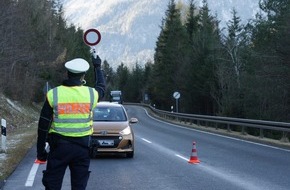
top-left (37, 151), bottom-right (48, 162)
top-left (92, 55), bottom-right (101, 68)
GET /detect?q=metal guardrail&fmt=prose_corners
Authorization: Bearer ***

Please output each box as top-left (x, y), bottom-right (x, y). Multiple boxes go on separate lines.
top-left (125, 103), bottom-right (290, 143)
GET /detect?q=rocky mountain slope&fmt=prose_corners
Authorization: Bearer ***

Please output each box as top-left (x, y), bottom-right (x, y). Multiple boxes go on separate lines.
top-left (61, 0), bottom-right (260, 69)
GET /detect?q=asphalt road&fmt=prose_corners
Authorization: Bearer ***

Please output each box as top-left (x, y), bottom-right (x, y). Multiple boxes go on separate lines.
top-left (2, 105), bottom-right (290, 190)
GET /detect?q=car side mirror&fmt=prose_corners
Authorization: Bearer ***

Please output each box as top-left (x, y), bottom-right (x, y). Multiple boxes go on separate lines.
top-left (129, 118), bottom-right (138, 124)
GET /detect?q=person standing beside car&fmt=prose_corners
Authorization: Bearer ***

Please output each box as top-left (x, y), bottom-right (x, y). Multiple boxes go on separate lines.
top-left (36, 55), bottom-right (105, 190)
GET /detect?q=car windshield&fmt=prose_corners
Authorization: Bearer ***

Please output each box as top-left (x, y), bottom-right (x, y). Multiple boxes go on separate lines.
top-left (93, 106), bottom-right (126, 121)
top-left (112, 96), bottom-right (120, 100)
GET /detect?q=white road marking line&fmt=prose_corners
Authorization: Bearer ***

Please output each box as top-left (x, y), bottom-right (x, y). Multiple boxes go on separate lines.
top-left (25, 163), bottom-right (40, 187)
top-left (139, 135), bottom-right (190, 162)
top-left (140, 135), bottom-right (190, 162)
top-left (141, 138), bottom-right (152, 144)
top-left (175, 154), bottom-right (188, 161)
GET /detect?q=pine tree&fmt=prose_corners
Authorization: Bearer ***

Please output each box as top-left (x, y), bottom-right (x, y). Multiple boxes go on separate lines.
top-left (116, 63), bottom-right (129, 101)
top-left (244, 0), bottom-right (290, 121)
top-left (185, 0), bottom-right (199, 42)
top-left (151, 0), bottom-right (190, 110)
top-left (187, 0), bottom-right (220, 114)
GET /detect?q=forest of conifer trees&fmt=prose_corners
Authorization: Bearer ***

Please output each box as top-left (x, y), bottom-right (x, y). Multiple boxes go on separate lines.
top-left (0, 0), bottom-right (290, 123)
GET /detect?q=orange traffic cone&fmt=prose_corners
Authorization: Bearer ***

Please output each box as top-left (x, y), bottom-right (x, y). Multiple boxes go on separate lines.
top-left (188, 141), bottom-right (200, 164)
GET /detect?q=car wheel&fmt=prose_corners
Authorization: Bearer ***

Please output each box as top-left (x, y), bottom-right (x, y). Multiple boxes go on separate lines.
top-left (126, 151), bottom-right (134, 158)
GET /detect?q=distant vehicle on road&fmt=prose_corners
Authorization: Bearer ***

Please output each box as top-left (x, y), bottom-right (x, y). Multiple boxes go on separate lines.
top-left (89, 101), bottom-right (138, 158)
top-left (110, 90), bottom-right (123, 104)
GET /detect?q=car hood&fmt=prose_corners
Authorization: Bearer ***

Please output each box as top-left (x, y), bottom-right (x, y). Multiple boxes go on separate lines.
top-left (92, 121), bottom-right (129, 134)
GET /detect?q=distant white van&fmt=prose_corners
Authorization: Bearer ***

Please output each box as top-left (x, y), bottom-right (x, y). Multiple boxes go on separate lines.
top-left (110, 90), bottom-right (123, 104)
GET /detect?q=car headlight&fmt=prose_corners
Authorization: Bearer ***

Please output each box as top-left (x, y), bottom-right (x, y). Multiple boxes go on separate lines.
top-left (120, 126), bottom-right (131, 135)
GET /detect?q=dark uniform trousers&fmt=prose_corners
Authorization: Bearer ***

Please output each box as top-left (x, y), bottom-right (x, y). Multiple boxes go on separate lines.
top-left (42, 139), bottom-right (91, 190)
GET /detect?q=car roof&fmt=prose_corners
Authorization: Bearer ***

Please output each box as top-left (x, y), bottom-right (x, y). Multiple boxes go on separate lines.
top-left (96, 101), bottom-right (123, 108)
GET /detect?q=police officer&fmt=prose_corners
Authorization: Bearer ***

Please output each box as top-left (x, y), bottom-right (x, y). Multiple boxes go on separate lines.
top-left (36, 55), bottom-right (105, 190)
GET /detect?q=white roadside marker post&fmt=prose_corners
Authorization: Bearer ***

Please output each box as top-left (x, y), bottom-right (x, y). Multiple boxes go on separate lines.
top-left (1, 118), bottom-right (7, 153)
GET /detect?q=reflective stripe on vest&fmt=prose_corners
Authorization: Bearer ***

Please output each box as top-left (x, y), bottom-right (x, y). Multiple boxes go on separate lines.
top-left (48, 86), bottom-right (97, 136)
top-left (52, 126), bottom-right (92, 133)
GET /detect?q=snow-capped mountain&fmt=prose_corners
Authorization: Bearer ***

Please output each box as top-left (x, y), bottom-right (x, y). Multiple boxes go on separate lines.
top-left (61, 0), bottom-right (259, 69)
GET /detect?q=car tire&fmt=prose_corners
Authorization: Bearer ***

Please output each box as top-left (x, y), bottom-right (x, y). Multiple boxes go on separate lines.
top-left (126, 151), bottom-right (134, 158)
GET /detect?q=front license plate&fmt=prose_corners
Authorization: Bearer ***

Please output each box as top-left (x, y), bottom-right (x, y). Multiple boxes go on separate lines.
top-left (98, 140), bottom-right (114, 146)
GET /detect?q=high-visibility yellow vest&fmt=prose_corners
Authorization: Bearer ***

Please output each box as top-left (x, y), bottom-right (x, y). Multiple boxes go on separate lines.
top-left (47, 85), bottom-right (99, 137)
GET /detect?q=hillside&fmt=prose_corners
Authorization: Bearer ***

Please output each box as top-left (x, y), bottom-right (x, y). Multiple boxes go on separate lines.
top-left (0, 93), bottom-right (40, 182)
top-left (61, 0), bottom-right (260, 68)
